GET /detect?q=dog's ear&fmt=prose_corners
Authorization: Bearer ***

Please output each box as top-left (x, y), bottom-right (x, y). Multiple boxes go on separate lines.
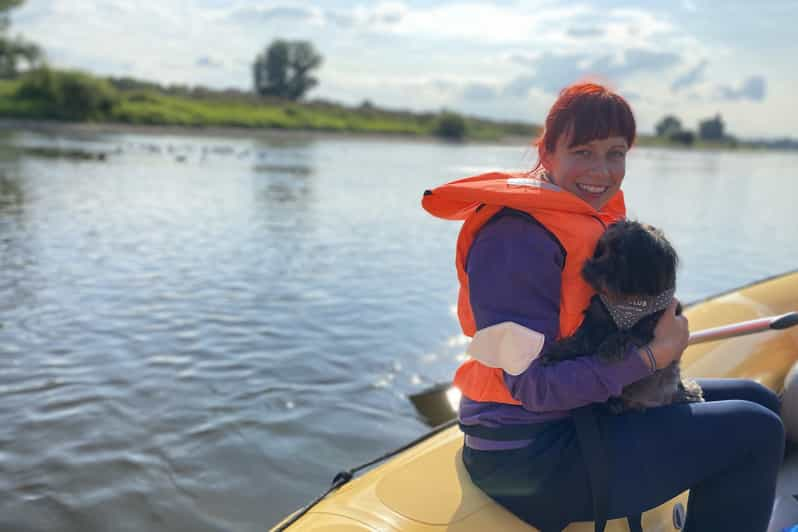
top-left (592, 239), bottom-right (607, 260)
top-left (582, 244), bottom-right (613, 291)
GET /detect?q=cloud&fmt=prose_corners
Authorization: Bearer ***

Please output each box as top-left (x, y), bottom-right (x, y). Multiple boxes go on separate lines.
top-left (371, 2), bottom-right (592, 44)
top-left (503, 48), bottom-right (683, 95)
top-left (521, 52), bottom-right (587, 93)
top-left (590, 49), bottom-right (681, 79)
top-left (196, 56), bottom-right (222, 68)
top-left (462, 83), bottom-right (498, 101)
top-left (671, 60), bottom-right (708, 92)
top-left (681, 0), bottom-right (698, 12)
top-left (717, 76), bottom-right (766, 101)
top-left (427, 79), bottom-right (458, 92)
top-left (507, 53), bottom-right (540, 69)
top-left (324, 10), bottom-right (356, 27)
top-left (229, 6), bottom-right (318, 24)
top-left (366, 2), bottom-right (407, 25)
top-left (502, 75), bottom-right (538, 98)
top-left (325, 3), bottom-right (406, 28)
top-left (567, 26), bottom-right (604, 38)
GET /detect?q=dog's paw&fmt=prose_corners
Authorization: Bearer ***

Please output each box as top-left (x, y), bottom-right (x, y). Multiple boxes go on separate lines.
top-left (676, 379), bottom-right (705, 403)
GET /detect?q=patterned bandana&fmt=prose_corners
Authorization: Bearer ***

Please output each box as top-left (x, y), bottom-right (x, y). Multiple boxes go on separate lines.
top-left (599, 288), bottom-right (675, 330)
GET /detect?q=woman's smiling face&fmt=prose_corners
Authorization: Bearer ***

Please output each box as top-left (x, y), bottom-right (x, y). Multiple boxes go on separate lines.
top-left (542, 131), bottom-right (629, 211)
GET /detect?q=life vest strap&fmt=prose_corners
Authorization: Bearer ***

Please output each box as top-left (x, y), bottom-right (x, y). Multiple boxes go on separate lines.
top-left (572, 405), bottom-right (642, 532)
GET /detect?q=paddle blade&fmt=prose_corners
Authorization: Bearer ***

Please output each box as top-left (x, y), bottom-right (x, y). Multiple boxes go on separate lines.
top-left (409, 382), bottom-right (458, 426)
top-left (772, 312), bottom-right (798, 330)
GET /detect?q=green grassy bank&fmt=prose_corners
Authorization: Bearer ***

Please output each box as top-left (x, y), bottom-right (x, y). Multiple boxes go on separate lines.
top-left (0, 70), bottom-right (538, 142)
top-left (0, 69), bottom-right (789, 150)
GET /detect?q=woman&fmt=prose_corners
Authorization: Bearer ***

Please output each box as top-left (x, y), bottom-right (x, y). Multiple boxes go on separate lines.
top-left (422, 83), bottom-right (784, 532)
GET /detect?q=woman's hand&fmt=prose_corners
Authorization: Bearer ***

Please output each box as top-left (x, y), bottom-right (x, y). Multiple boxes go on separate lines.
top-left (643, 298), bottom-right (689, 370)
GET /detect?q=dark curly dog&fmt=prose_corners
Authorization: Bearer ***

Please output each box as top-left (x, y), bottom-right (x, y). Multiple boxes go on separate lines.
top-left (542, 220), bottom-right (703, 414)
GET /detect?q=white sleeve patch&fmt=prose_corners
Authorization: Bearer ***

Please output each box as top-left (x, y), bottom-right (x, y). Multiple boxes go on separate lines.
top-left (466, 322), bottom-right (546, 376)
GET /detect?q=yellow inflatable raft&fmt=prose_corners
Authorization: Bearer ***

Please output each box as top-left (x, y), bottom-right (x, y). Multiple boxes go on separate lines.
top-left (273, 270), bottom-right (798, 532)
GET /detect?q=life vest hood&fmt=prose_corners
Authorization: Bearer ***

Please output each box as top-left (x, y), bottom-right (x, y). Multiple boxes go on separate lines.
top-left (422, 171), bottom-right (624, 224)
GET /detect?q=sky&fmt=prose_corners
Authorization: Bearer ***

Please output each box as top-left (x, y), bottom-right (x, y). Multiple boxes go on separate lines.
top-left (10, 0), bottom-right (798, 139)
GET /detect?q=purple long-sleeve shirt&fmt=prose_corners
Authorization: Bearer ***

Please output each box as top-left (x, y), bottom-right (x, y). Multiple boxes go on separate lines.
top-left (460, 209), bottom-right (652, 450)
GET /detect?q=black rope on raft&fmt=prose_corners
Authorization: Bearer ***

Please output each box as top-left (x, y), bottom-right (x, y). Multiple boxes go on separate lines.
top-left (271, 417), bottom-right (459, 531)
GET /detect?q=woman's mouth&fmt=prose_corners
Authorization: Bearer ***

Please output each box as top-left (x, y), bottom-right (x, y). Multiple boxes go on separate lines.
top-left (576, 183), bottom-right (609, 195)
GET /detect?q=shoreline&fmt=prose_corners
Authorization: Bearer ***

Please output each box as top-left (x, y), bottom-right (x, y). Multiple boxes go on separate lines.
top-left (0, 118), bottom-right (532, 147)
top-left (0, 118), bottom-right (793, 154)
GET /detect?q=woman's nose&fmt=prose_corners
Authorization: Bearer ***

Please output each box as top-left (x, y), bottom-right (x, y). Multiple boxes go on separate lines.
top-left (590, 161), bottom-right (610, 178)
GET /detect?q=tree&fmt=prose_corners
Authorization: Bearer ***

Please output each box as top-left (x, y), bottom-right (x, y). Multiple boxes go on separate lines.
top-left (434, 111), bottom-right (467, 140)
top-left (654, 115), bottom-right (682, 137)
top-left (0, 0), bottom-right (24, 14)
top-left (698, 114), bottom-right (725, 141)
top-left (253, 39), bottom-right (322, 100)
top-left (0, 37), bottom-right (41, 78)
top-left (0, 0), bottom-right (42, 78)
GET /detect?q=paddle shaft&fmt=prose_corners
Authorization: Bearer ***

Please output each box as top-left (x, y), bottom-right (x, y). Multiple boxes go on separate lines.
top-left (687, 312), bottom-right (798, 345)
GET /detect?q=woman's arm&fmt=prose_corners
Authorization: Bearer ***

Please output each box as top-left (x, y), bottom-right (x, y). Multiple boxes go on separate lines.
top-left (467, 210), bottom-right (652, 412)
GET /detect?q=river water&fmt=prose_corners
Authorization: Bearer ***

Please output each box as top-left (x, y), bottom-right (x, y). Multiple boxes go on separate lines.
top-left (0, 125), bottom-right (796, 531)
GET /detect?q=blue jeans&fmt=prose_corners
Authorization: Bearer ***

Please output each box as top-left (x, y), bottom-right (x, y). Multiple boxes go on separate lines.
top-left (462, 379), bottom-right (785, 532)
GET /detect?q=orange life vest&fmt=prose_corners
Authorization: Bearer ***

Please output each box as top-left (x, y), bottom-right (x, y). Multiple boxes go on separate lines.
top-left (422, 171), bottom-right (626, 405)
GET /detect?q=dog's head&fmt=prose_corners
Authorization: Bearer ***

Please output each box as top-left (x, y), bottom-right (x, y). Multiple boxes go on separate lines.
top-left (582, 220), bottom-right (678, 298)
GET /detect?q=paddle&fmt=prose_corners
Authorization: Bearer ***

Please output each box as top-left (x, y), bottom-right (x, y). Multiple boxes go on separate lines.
top-left (410, 311), bottom-right (798, 425)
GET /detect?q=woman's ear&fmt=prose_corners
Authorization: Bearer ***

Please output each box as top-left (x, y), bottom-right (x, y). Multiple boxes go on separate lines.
top-left (539, 150), bottom-right (551, 170)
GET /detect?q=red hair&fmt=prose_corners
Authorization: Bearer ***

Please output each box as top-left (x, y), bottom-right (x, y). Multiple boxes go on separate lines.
top-left (535, 83), bottom-right (636, 165)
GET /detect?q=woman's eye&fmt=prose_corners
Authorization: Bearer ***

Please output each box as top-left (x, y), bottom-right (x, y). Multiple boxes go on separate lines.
top-left (609, 150), bottom-right (626, 159)
top-left (573, 149), bottom-right (591, 157)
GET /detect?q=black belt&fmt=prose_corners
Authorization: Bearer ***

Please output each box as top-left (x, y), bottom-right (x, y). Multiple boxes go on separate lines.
top-left (459, 418), bottom-right (568, 441)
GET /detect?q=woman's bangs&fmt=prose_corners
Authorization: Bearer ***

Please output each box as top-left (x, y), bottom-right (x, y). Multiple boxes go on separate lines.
top-left (566, 97), bottom-right (635, 147)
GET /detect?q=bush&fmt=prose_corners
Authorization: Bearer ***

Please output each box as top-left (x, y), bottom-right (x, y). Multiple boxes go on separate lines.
top-left (125, 91), bottom-right (159, 103)
top-left (15, 68), bottom-right (56, 100)
top-left (15, 68), bottom-right (119, 120)
top-left (434, 111), bottom-right (467, 140)
top-left (668, 130), bottom-right (695, 146)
